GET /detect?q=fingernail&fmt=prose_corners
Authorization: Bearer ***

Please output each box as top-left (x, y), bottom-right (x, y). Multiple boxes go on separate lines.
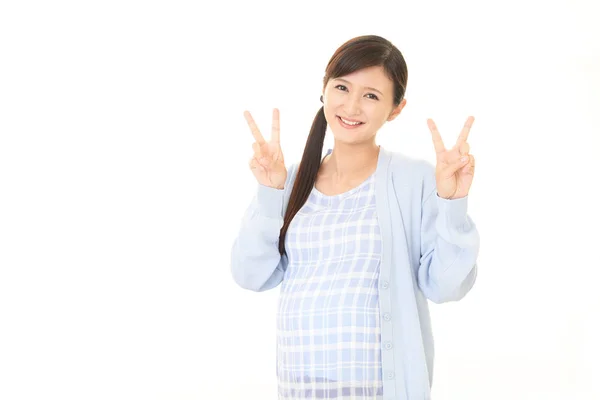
top-left (461, 156), bottom-right (468, 162)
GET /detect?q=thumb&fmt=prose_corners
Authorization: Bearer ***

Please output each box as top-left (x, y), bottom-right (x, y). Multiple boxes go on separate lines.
top-left (441, 156), bottom-right (469, 178)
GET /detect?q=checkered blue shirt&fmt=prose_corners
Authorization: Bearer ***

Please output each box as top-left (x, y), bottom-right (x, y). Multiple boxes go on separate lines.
top-left (276, 173), bottom-right (383, 399)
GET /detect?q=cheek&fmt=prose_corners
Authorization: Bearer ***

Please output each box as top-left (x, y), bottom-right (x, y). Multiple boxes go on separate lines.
top-left (323, 107), bottom-right (336, 126)
top-left (323, 99), bottom-right (342, 120)
top-left (324, 92), bottom-right (343, 108)
top-left (364, 105), bottom-right (386, 121)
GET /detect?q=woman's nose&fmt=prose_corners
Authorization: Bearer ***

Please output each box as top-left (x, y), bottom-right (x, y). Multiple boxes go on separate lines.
top-left (344, 95), bottom-right (361, 116)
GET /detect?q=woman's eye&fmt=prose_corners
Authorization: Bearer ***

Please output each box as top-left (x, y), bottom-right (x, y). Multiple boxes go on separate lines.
top-left (335, 85), bottom-right (378, 100)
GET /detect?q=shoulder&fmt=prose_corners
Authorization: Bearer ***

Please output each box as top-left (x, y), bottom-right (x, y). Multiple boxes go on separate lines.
top-left (387, 149), bottom-right (435, 181)
top-left (385, 149), bottom-right (437, 200)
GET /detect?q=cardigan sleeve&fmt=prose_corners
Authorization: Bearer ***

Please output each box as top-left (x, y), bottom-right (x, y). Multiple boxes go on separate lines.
top-left (417, 178), bottom-right (480, 304)
top-left (230, 164), bottom-right (296, 292)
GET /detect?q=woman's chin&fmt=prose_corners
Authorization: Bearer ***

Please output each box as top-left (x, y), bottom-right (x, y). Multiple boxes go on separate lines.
top-left (330, 132), bottom-right (373, 145)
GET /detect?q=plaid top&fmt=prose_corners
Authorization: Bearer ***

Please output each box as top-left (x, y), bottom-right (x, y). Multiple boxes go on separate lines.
top-left (276, 173), bottom-right (384, 399)
top-left (232, 146), bottom-right (480, 398)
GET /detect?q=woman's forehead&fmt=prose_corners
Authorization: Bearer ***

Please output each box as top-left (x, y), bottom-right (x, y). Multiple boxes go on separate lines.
top-left (331, 66), bottom-right (393, 92)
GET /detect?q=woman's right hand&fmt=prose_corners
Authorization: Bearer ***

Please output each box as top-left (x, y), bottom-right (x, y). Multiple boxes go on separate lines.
top-left (244, 108), bottom-right (287, 189)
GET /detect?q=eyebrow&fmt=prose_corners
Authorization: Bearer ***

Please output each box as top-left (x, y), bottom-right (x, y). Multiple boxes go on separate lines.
top-left (334, 78), bottom-right (384, 96)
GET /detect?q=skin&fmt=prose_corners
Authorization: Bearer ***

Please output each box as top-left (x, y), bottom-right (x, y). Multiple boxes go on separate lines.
top-left (243, 65), bottom-right (476, 199)
top-left (244, 108), bottom-right (286, 190)
top-left (317, 66), bottom-right (405, 194)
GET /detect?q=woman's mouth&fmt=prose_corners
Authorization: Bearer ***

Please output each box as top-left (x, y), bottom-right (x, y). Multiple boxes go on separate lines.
top-left (337, 116), bottom-right (364, 129)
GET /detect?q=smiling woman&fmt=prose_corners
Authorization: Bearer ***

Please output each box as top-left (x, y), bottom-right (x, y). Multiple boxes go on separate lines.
top-left (232, 35), bottom-right (479, 400)
top-left (324, 68), bottom-right (403, 138)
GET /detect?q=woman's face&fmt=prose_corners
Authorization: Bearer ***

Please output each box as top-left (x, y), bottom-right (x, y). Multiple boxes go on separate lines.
top-left (322, 65), bottom-right (406, 145)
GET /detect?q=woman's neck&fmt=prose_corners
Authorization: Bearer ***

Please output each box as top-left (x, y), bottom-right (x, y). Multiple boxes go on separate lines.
top-left (320, 142), bottom-right (380, 182)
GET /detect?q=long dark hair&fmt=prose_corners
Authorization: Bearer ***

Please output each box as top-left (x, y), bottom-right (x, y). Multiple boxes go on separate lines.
top-left (278, 35), bottom-right (408, 255)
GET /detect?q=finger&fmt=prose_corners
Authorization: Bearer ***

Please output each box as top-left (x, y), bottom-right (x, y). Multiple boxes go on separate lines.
top-left (455, 116), bottom-right (474, 147)
top-left (459, 141), bottom-right (470, 155)
top-left (258, 156), bottom-right (270, 167)
top-left (252, 142), bottom-right (263, 158)
top-left (441, 155), bottom-right (470, 178)
top-left (249, 157), bottom-right (260, 170)
top-left (271, 108), bottom-right (280, 143)
top-left (468, 154), bottom-right (475, 174)
top-left (244, 111), bottom-right (266, 144)
top-left (460, 155), bottom-right (474, 173)
top-left (249, 156), bottom-right (269, 171)
top-left (252, 143), bottom-right (270, 166)
top-left (427, 119), bottom-right (446, 155)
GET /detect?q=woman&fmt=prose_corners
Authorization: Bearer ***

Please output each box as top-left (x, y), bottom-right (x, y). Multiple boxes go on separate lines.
top-left (231, 35), bottom-right (479, 400)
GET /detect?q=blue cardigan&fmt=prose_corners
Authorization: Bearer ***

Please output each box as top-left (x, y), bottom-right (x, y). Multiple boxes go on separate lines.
top-left (230, 146), bottom-right (480, 400)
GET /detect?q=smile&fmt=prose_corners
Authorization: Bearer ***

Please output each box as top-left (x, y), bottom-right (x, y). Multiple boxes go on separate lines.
top-left (337, 116), bottom-right (364, 128)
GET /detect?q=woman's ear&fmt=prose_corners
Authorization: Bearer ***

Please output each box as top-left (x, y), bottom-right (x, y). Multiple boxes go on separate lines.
top-left (387, 98), bottom-right (407, 121)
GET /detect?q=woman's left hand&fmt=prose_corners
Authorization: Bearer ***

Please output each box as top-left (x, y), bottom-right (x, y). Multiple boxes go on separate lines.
top-left (427, 116), bottom-right (476, 200)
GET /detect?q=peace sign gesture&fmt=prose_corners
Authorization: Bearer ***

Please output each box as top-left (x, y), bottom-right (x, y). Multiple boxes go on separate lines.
top-left (244, 108), bottom-right (287, 189)
top-left (427, 116), bottom-right (476, 200)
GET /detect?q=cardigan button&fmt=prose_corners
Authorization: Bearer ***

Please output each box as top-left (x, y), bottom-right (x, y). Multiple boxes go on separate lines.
top-left (383, 313), bottom-right (391, 321)
top-left (384, 341), bottom-right (393, 350)
top-left (386, 371), bottom-right (395, 380)
top-left (381, 281), bottom-right (389, 289)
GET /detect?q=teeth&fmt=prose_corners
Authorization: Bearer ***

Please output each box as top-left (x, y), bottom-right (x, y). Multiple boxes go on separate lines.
top-left (340, 117), bottom-right (362, 126)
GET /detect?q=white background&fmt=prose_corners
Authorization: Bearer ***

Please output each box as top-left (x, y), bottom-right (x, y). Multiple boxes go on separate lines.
top-left (1, 0), bottom-right (599, 399)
